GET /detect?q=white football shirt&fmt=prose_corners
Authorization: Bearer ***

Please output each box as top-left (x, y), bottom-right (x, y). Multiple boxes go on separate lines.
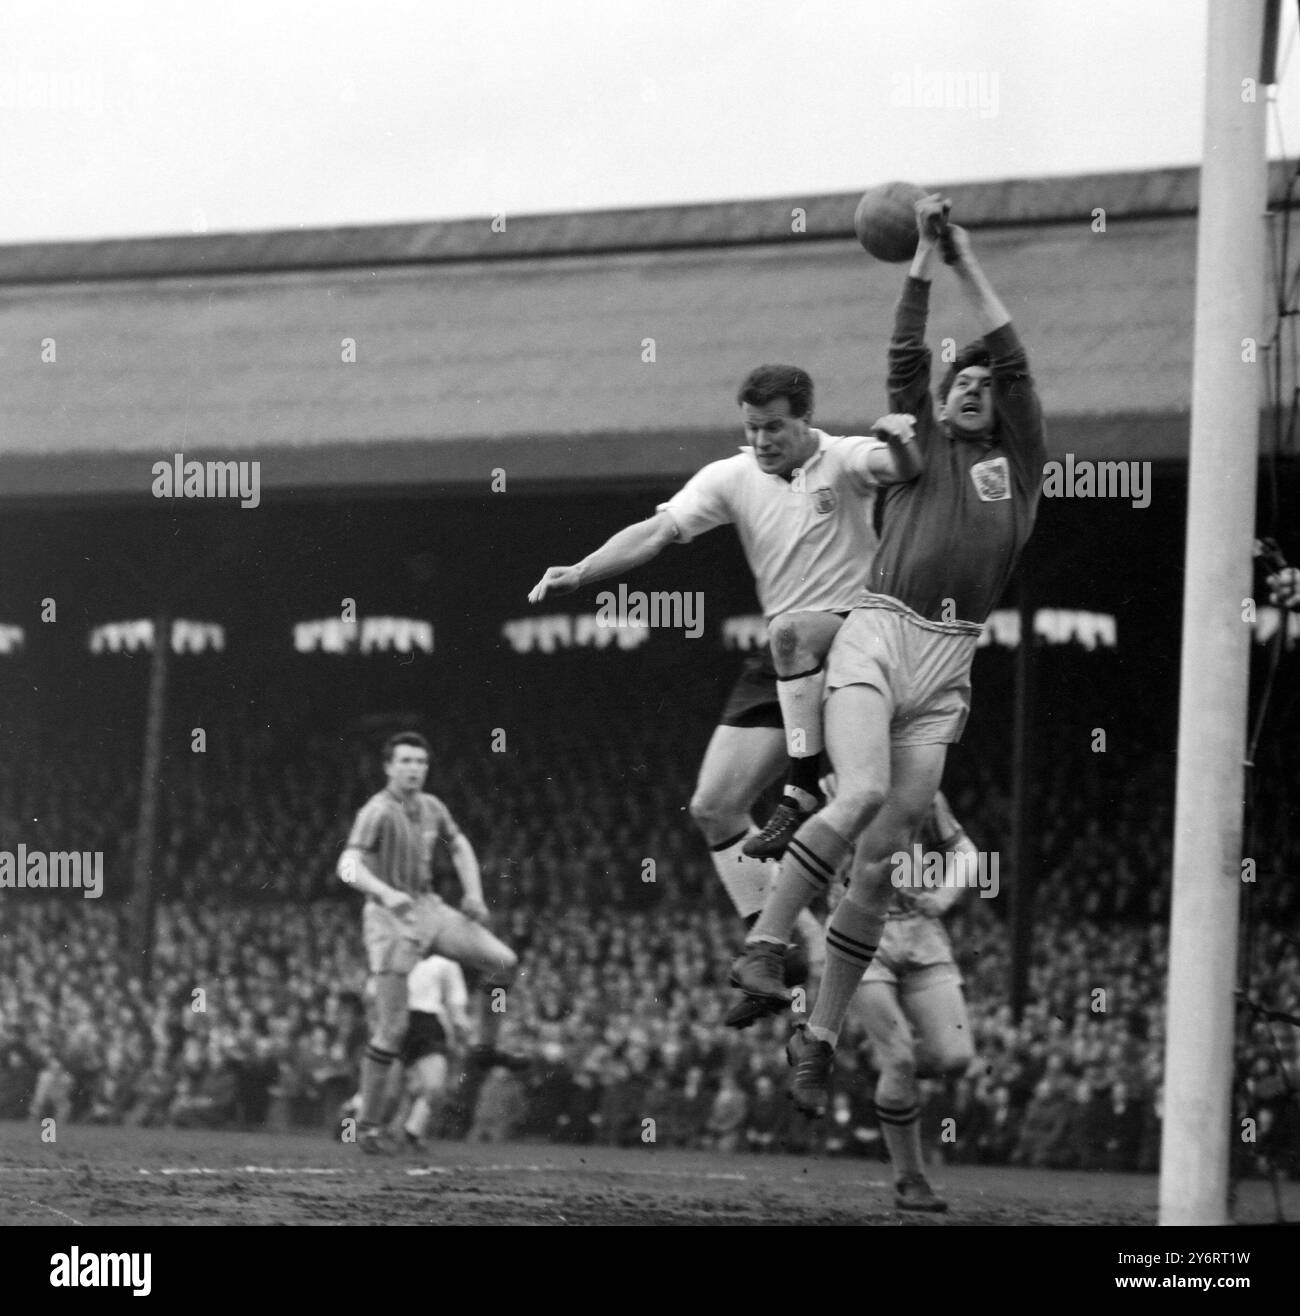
top-left (407, 955), bottom-right (469, 1034)
top-left (658, 429), bottom-right (884, 618)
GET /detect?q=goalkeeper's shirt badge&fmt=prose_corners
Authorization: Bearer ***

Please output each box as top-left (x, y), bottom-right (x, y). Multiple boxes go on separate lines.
top-left (970, 455), bottom-right (1011, 502)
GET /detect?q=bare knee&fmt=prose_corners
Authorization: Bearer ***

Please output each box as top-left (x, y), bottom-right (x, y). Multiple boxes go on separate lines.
top-left (944, 1043), bottom-right (975, 1076)
top-left (919, 1038), bottom-right (974, 1079)
top-left (689, 786), bottom-right (746, 839)
top-left (863, 815), bottom-right (926, 879)
top-left (768, 615), bottom-right (801, 668)
top-left (875, 1049), bottom-right (919, 1091)
top-left (830, 784), bottom-right (888, 837)
top-left (688, 787), bottom-right (719, 829)
top-left (865, 1010), bottom-right (916, 1080)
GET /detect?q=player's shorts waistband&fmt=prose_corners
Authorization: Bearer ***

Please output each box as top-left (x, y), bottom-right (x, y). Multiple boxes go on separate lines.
top-left (851, 593), bottom-right (983, 638)
top-left (763, 606), bottom-right (856, 622)
top-left (366, 888), bottom-right (439, 906)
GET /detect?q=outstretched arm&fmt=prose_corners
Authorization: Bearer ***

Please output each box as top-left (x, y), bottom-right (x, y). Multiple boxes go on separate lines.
top-left (908, 193), bottom-right (947, 285)
top-left (941, 221), bottom-right (1044, 487)
top-left (943, 224), bottom-right (1010, 334)
top-left (849, 413), bottom-right (922, 486)
top-left (528, 511), bottom-right (681, 603)
top-left (886, 195), bottom-right (951, 418)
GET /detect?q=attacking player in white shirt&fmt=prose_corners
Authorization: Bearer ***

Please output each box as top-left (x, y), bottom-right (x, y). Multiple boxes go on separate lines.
top-left (528, 365), bottom-right (920, 1018)
top-left (342, 953), bottom-right (473, 1149)
top-left (400, 954), bottom-right (472, 1149)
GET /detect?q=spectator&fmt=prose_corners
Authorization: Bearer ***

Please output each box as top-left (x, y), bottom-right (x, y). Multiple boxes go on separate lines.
top-left (128, 1055), bottom-right (176, 1128)
top-left (562, 1063), bottom-right (604, 1146)
top-left (662, 1066), bottom-right (710, 1150)
top-left (468, 1065), bottom-right (527, 1143)
top-left (943, 1077), bottom-right (986, 1165)
top-left (975, 1085), bottom-right (1020, 1165)
top-left (232, 1036), bottom-right (279, 1129)
top-left (170, 1040), bottom-right (236, 1129)
top-left (706, 1073), bottom-right (748, 1153)
top-left (1012, 1078), bottom-right (1072, 1169)
top-left (1098, 1081), bottom-right (1146, 1172)
top-left (823, 1090), bottom-right (880, 1160)
top-left (86, 1046), bottom-right (138, 1125)
top-left (30, 1054), bottom-right (72, 1128)
top-left (0, 1042), bottom-right (39, 1120)
top-left (525, 1042), bottom-right (578, 1142)
top-left (744, 1074), bottom-right (785, 1153)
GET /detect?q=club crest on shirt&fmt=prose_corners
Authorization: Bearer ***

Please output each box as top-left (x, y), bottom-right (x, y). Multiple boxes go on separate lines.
top-left (970, 455), bottom-right (1011, 502)
top-left (811, 486), bottom-right (837, 514)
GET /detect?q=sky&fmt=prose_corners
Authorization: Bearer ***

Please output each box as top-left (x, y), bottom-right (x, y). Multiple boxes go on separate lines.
top-left (1, 0), bottom-right (1298, 243)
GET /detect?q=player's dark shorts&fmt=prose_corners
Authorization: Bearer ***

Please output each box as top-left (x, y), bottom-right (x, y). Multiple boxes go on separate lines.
top-left (718, 617), bottom-right (852, 730)
top-left (401, 1010), bottom-right (448, 1065)
top-left (718, 646), bottom-right (782, 728)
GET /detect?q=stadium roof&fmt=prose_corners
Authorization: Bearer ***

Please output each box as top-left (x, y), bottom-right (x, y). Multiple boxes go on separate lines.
top-left (0, 164), bottom-right (1292, 499)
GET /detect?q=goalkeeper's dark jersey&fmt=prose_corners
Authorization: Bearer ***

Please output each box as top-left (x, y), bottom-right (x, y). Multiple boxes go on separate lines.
top-left (868, 276), bottom-right (1046, 625)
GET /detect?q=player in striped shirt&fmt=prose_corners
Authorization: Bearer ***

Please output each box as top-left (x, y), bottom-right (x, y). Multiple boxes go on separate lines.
top-left (528, 373), bottom-right (920, 976)
top-left (730, 200), bottom-right (1046, 1117)
top-left (339, 731), bottom-right (518, 1154)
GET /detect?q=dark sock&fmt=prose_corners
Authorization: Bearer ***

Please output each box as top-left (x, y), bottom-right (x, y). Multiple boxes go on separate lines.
top-left (358, 1045), bottom-right (400, 1128)
top-left (784, 755), bottom-right (824, 807)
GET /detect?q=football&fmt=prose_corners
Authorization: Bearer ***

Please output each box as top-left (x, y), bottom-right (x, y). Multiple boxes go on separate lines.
top-left (852, 181), bottom-right (927, 262)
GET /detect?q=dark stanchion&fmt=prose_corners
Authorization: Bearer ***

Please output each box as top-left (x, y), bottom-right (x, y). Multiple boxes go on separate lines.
top-left (130, 610), bottom-right (169, 985)
top-left (1008, 568), bottom-right (1038, 1023)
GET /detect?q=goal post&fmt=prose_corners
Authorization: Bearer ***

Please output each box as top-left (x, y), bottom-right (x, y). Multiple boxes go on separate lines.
top-left (1157, 0), bottom-right (1270, 1226)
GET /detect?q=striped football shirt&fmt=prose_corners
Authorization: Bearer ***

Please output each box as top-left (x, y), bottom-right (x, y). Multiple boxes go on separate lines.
top-left (344, 786), bottom-right (461, 902)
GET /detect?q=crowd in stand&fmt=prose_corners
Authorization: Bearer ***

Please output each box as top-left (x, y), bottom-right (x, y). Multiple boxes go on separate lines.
top-left (0, 896), bottom-right (1296, 1174)
top-left (0, 647), bottom-right (1296, 1177)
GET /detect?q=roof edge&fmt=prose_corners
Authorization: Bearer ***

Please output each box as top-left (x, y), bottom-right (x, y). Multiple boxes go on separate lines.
top-left (0, 411), bottom-right (1229, 502)
top-left (0, 161), bottom-right (1294, 287)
